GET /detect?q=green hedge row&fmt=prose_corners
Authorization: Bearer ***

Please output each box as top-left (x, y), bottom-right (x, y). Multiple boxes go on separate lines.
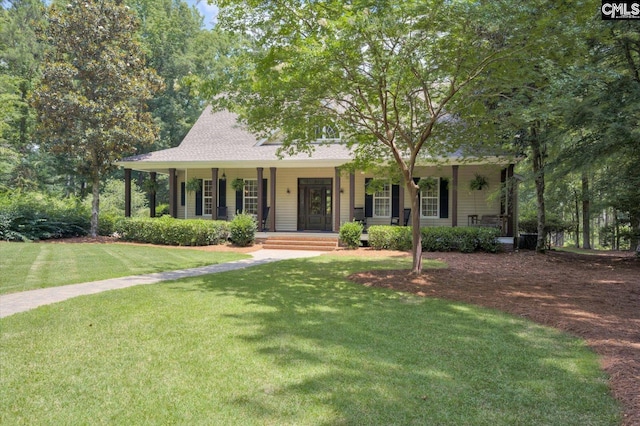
top-left (116, 216), bottom-right (230, 246)
top-left (0, 191), bottom-right (89, 241)
top-left (367, 225), bottom-right (501, 253)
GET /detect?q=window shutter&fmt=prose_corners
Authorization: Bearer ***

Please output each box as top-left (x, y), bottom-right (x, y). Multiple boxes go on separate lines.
top-left (218, 179), bottom-right (227, 207)
top-left (235, 186), bottom-right (243, 213)
top-left (195, 179), bottom-right (203, 216)
top-left (364, 178), bottom-right (373, 217)
top-left (180, 182), bottom-right (185, 206)
top-left (392, 184), bottom-right (400, 218)
top-left (262, 179), bottom-right (268, 209)
top-left (439, 178), bottom-right (449, 219)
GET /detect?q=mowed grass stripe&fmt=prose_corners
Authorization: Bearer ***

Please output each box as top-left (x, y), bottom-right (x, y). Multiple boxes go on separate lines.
top-left (0, 242), bottom-right (250, 295)
top-left (1, 243), bottom-right (36, 293)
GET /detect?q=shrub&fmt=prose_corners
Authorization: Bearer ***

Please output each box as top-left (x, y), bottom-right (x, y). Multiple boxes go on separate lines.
top-left (0, 191), bottom-right (89, 241)
top-left (155, 204), bottom-right (170, 217)
top-left (475, 227), bottom-right (501, 253)
top-left (421, 227), bottom-right (454, 252)
top-left (422, 226), bottom-right (500, 253)
top-left (116, 216), bottom-right (230, 246)
top-left (367, 225), bottom-right (499, 253)
top-left (229, 213), bottom-right (256, 247)
top-left (98, 212), bottom-right (121, 236)
top-left (519, 216), bottom-right (573, 234)
top-left (368, 226), bottom-right (412, 251)
top-left (339, 221), bottom-right (364, 249)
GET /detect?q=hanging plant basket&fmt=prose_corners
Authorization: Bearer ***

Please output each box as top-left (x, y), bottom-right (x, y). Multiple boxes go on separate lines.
top-left (418, 177), bottom-right (438, 192)
top-left (142, 178), bottom-right (159, 194)
top-left (365, 178), bottom-right (387, 195)
top-left (231, 178), bottom-right (245, 192)
top-left (470, 174), bottom-right (488, 191)
top-left (186, 177), bottom-right (202, 193)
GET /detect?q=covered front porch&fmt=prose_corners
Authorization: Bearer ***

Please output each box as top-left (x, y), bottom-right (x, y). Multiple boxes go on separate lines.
top-left (122, 162), bottom-right (519, 239)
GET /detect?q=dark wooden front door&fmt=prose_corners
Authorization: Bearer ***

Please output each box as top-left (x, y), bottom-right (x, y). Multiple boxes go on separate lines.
top-left (298, 178), bottom-right (332, 231)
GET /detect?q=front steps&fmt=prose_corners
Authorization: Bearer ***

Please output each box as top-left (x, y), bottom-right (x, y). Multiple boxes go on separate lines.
top-left (262, 235), bottom-right (339, 251)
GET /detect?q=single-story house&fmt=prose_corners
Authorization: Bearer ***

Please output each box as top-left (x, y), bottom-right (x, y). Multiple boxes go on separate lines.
top-left (117, 106), bottom-right (519, 239)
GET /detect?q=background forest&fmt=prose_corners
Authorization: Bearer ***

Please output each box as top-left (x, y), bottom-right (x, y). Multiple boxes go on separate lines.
top-left (0, 0), bottom-right (638, 252)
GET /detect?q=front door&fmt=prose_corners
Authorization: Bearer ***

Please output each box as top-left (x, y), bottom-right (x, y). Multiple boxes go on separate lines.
top-left (298, 178), bottom-right (332, 231)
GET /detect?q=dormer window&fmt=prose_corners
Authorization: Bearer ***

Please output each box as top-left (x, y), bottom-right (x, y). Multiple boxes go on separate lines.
top-left (315, 125), bottom-right (340, 141)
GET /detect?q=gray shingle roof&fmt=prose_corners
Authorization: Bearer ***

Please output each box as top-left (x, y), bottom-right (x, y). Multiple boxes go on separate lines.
top-left (118, 106), bottom-right (517, 173)
top-left (119, 106), bottom-right (352, 169)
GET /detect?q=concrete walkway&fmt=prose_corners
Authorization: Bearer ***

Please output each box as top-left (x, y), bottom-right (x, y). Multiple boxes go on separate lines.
top-left (0, 249), bottom-right (324, 319)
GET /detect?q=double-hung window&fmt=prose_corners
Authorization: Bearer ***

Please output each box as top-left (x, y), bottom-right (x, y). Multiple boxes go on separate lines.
top-left (420, 177), bottom-right (439, 218)
top-left (373, 183), bottom-right (391, 217)
top-left (203, 180), bottom-right (213, 215)
top-left (243, 179), bottom-right (258, 215)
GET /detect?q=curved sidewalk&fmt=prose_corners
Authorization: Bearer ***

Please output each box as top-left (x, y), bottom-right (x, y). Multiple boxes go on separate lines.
top-left (0, 249), bottom-right (324, 319)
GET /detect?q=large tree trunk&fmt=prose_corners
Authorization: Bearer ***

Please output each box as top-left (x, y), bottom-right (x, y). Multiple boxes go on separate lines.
top-left (530, 126), bottom-right (547, 253)
top-left (407, 182), bottom-right (423, 274)
top-left (90, 175), bottom-right (100, 238)
top-left (573, 188), bottom-right (580, 248)
top-left (582, 172), bottom-right (591, 249)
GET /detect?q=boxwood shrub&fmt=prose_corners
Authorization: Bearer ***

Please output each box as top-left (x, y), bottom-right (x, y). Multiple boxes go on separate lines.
top-left (339, 221), bottom-right (364, 249)
top-left (367, 225), bottom-right (412, 251)
top-left (368, 225), bottom-right (500, 253)
top-left (229, 213), bottom-right (256, 247)
top-left (116, 216), bottom-right (230, 246)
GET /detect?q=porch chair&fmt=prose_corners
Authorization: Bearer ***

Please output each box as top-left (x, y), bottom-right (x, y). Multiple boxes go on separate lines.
top-left (391, 208), bottom-right (411, 226)
top-left (353, 207), bottom-right (367, 229)
top-left (217, 206), bottom-right (228, 221)
top-left (261, 206), bottom-right (270, 231)
top-left (402, 208), bottom-right (411, 226)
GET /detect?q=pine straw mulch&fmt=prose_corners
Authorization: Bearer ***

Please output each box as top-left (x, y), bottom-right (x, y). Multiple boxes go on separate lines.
top-left (348, 249), bottom-right (639, 426)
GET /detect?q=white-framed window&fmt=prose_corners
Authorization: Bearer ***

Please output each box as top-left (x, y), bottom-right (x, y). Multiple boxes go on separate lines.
top-left (420, 177), bottom-right (439, 218)
top-left (373, 183), bottom-right (391, 217)
top-left (243, 179), bottom-right (258, 215)
top-left (203, 180), bottom-right (213, 215)
top-left (314, 125), bottom-right (340, 141)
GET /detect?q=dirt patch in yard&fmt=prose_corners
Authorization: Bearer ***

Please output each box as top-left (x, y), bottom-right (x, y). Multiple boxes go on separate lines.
top-left (348, 249), bottom-right (640, 425)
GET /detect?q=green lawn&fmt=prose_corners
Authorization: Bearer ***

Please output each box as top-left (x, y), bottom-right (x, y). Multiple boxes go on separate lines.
top-left (0, 255), bottom-right (620, 425)
top-left (0, 242), bottom-right (250, 294)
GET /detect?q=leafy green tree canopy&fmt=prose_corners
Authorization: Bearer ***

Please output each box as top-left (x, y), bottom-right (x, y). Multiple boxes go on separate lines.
top-left (32, 0), bottom-right (163, 236)
top-left (210, 0), bottom-right (524, 273)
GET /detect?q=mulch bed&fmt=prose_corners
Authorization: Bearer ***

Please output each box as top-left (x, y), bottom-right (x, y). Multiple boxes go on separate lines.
top-left (349, 249), bottom-right (640, 426)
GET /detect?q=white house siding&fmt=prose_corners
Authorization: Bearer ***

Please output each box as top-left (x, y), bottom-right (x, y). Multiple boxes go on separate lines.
top-left (356, 164), bottom-right (502, 228)
top-left (275, 167), bottom-right (340, 231)
top-left (175, 164), bottom-right (504, 232)
top-left (456, 165), bottom-right (503, 227)
top-left (176, 167), bottom-right (340, 232)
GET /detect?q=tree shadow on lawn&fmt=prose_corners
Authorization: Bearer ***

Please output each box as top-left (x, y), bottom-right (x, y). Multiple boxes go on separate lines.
top-left (175, 256), bottom-right (620, 425)
top-left (350, 250), bottom-right (639, 425)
